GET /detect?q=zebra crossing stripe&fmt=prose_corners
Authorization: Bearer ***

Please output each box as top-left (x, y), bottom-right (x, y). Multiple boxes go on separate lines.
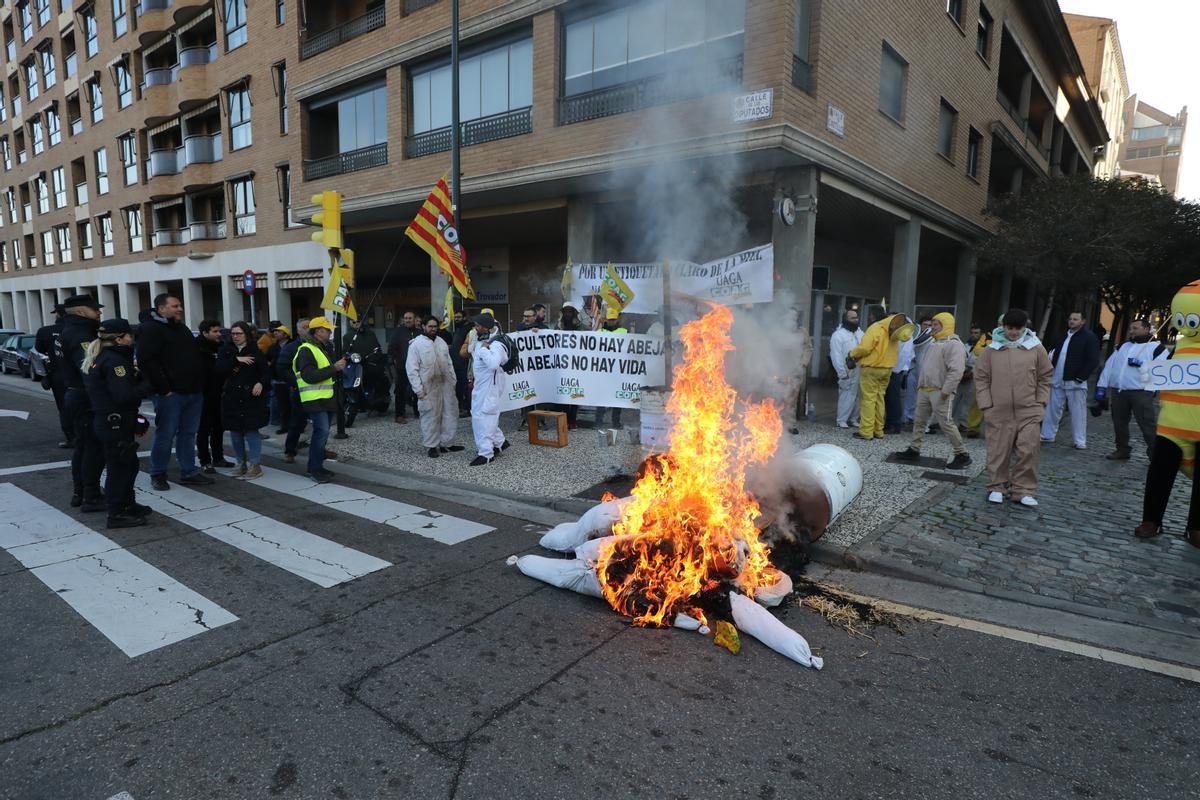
top-left (250, 466), bottom-right (495, 545)
top-left (134, 475), bottom-right (392, 588)
top-left (0, 483), bottom-right (237, 658)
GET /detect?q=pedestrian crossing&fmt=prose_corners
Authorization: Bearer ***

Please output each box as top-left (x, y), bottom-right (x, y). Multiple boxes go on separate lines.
top-left (0, 466), bottom-right (498, 658)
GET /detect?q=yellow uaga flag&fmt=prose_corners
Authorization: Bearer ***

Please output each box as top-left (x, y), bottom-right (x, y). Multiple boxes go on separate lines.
top-left (600, 262), bottom-right (635, 312)
top-left (320, 249), bottom-right (358, 321)
top-left (405, 175), bottom-right (476, 300)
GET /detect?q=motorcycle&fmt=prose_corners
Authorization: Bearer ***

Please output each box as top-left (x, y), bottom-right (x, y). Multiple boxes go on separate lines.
top-left (343, 348), bottom-right (392, 427)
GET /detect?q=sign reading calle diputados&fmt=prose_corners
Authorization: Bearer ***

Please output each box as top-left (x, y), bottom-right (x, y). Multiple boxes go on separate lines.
top-left (496, 330), bottom-right (666, 412)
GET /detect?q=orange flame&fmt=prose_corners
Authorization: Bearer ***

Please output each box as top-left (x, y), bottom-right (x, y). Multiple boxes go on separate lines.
top-left (595, 305), bottom-right (783, 627)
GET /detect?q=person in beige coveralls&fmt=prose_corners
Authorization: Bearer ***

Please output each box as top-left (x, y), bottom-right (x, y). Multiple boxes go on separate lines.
top-left (974, 308), bottom-right (1053, 508)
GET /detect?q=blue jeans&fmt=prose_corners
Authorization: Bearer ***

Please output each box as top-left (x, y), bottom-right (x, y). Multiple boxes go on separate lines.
top-left (307, 411), bottom-right (330, 474)
top-left (229, 430), bottom-right (263, 465)
top-left (150, 392), bottom-right (203, 478)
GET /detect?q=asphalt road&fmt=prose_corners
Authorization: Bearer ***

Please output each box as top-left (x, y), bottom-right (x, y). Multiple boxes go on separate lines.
top-left (0, 378), bottom-right (1197, 800)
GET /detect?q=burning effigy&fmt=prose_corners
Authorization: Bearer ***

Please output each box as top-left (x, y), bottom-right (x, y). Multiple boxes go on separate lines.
top-left (511, 305), bottom-right (864, 670)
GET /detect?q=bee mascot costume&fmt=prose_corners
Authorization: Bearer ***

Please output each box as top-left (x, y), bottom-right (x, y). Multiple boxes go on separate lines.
top-left (1137, 280), bottom-right (1200, 548)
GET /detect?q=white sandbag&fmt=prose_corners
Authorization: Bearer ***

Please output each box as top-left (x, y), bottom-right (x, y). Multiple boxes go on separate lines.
top-left (574, 533), bottom-right (638, 566)
top-left (513, 555), bottom-right (603, 599)
top-left (749, 569), bottom-right (794, 608)
top-left (538, 496), bottom-right (635, 552)
top-left (729, 592), bottom-right (823, 670)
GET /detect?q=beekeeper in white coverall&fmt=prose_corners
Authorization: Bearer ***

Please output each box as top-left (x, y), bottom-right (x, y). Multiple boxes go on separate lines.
top-left (468, 312), bottom-right (509, 466)
top-left (406, 314), bottom-right (463, 459)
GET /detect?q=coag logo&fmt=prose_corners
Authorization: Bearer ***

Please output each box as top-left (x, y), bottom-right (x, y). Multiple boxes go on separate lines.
top-left (509, 388), bottom-right (537, 401)
top-left (614, 389), bottom-right (641, 402)
top-left (558, 386), bottom-right (586, 399)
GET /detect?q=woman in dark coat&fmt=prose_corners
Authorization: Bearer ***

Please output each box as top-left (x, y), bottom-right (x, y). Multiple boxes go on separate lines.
top-left (216, 320), bottom-right (270, 479)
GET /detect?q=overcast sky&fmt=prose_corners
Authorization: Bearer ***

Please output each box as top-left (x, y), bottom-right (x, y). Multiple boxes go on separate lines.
top-left (1059, 0), bottom-right (1198, 200)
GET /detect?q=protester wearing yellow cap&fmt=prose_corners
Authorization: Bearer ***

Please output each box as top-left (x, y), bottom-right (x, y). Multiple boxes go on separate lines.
top-left (292, 316), bottom-right (346, 482)
top-left (894, 312), bottom-right (971, 469)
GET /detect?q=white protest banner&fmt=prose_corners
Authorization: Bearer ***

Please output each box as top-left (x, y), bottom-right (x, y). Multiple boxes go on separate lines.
top-left (496, 330), bottom-right (666, 412)
top-left (565, 245), bottom-right (775, 313)
top-left (1142, 360), bottom-right (1200, 391)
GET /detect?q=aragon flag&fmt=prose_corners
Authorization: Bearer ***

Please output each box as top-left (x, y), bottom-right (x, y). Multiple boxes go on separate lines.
top-left (405, 175), bottom-right (476, 300)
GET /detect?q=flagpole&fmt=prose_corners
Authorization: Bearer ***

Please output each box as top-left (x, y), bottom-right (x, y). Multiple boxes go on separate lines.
top-left (450, 0), bottom-right (463, 318)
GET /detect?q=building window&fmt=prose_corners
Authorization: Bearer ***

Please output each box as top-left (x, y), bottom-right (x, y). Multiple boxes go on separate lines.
top-left (946, 0), bottom-right (963, 26)
top-left (115, 61), bottom-right (133, 109)
top-left (275, 63), bottom-right (289, 135)
top-left (119, 133), bottom-right (137, 185)
top-left (39, 44), bottom-right (56, 89)
top-left (227, 84), bottom-right (252, 150)
top-left (976, 6), bottom-right (992, 59)
top-left (230, 176), bottom-right (255, 235)
top-left (54, 224), bottom-right (71, 263)
top-left (937, 99), bottom-right (957, 159)
top-left (46, 108), bottom-right (61, 147)
top-left (97, 213), bottom-right (113, 256)
top-left (4, 188), bottom-right (15, 224)
top-left (1, 138), bottom-right (9, 171)
top-left (225, 0), bottom-right (247, 51)
top-left (278, 164), bottom-right (297, 226)
top-left (24, 60), bottom-right (39, 102)
top-left (83, 5), bottom-right (98, 58)
top-left (563, 0), bottom-right (744, 97)
top-left (25, 233), bottom-right (37, 268)
top-left (276, 0), bottom-right (285, 25)
top-left (34, 175), bottom-right (49, 213)
top-left (18, 3), bottom-right (32, 42)
top-left (35, 0), bottom-right (50, 27)
top-left (124, 205), bottom-right (143, 252)
top-left (51, 166), bottom-right (66, 207)
top-left (0, 86), bottom-right (5, 124)
top-left (0, 241), bottom-right (6, 272)
top-left (40, 230), bottom-right (54, 266)
top-left (88, 78), bottom-right (103, 123)
top-left (95, 147), bottom-right (109, 195)
top-left (12, 238), bottom-right (21, 269)
top-left (411, 38), bottom-right (531, 135)
top-left (792, 0), bottom-right (813, 93)
top-left (966, 127), bottom-right (982, 178)
top-left (78, 220), bottom-right (93, 259)
top-left (30, 118), bottom-right (44, 155)
top-left (309, 82), bottom-right (386, 157)
top-left (879, 42), bottom-right (907, 122)
top-left (113, 0), bottom-right (128, 39)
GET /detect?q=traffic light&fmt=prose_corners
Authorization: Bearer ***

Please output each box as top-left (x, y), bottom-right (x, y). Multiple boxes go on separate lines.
top-left (311, 190), bottom-right (343, 249)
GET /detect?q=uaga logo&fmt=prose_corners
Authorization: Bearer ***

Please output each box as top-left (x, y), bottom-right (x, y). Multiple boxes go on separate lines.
top-left (508, 379), bottom-right (537, 402)
top-left (614, 381), bottom-right (642, 402)
top-left (558, 377), bottom-right (586, 400)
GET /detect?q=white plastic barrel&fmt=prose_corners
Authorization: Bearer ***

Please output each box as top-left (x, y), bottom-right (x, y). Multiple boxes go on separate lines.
top-left (638, 387), bottom-right (672, 450)
top-left (793, 443), bottom-right (863, 524)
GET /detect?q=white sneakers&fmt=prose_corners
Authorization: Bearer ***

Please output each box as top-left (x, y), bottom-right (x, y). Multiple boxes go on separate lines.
top-left (1073, 444), bottom-right (1087, 450)
top-left (988, 491), bottom-right (1003, 503)
top-left (1019, 496), bottom-right (1039, 507)
top-left (987, 491), bottom-right (1038, 507)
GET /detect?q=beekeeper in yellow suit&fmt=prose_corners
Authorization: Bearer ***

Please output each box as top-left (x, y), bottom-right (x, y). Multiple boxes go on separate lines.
top-left (846, 306), bottom-right (915, 440)
top-left (1137, 279), bottom-right (1200, 549)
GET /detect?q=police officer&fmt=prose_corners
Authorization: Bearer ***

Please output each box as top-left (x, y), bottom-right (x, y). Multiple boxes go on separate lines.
top-left (35, 303), bottom-right (72, 448)
top-left (82, 318), bottom-right (153, 528)
top-left (60, 294), bottom-right (106, 511)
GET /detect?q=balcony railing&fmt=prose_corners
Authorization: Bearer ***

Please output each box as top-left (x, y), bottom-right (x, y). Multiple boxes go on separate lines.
top-left (142, 66), bottom-right (178, 89)
top-left (303, 141), bottom-right (387, 180)
top-left (184, 132), bottom-right (222, 165)
top-left (152, 227), bottom-right (188, 247)
top-left (404, 0), bottom-right (439, 12)
top-left (300, 5), bottom-right (385, 59)
top-left (147, 147), bottom-right (182, 177)
top-left (406, 107), bottom-right (532, 159)
top-left (135, 0), bottom-right (172, 15)
top-left (74, 182), bottom-right (88, 206)
top-left (188, 220), bottom-right (225, 240)
top-left (179, 44), bottom-right (217, 68)
top-left (559, 53), bottom-right (744, 125)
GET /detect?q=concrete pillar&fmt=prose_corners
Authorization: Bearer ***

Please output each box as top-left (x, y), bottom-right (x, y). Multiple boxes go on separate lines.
top-left (771, 166), bottom-right (819, 328)
top-left (13, 290), bottom-right (29, 330)
top-left (40, 289), bottom-right (56, 323)
top-left (999, 266), bottom-right (1014, 312)
top-left (430, 260), bottom-right (450, 319)
top-left (151, 280), bottom-right (169, 304)
top-left (566, 195), bottom-right (596, 263)
top-left (219, 272), bottom-right (239, 327)
top-left (57, 287), bottom-right (71, 303)
top-left (0, 292), bottom-right (13, 328)
top-left (183, 277), bottom-right (205, 330)
top-left (955, 249), bottom-right (977, 329)
top-left (266, 273), bottom-right (291, 330)
top-left (119, 283), bottom-right (141, 323)
top-left (97, 285), bottom-right (116, 318)
top-left (25, 291), bottom-right (40, 330)
top-left (889, 218), bottom-right (921, 316)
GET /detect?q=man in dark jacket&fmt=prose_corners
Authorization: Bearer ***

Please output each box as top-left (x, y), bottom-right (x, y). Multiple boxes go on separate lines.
top-left (388, 310), bottom-right (420, 423)
top-left (36, 303), bottom-right (72, 447)
top-left (281, 318), bottom-right (311, 463)
top-left (60, 294), bottom-right (106, 511)
top-left (136, 293), bottom-right (212, 490)
top-left (1040, 310), bottom-right (1101, 449)
top-left (293, 317), bottom-right (346, 482)
top-left (196, 319), bottom-right (232, 474)
top-left (267, 322), bottom-right (292, 433)
top-left (449, 310), bottom-right (471, 416)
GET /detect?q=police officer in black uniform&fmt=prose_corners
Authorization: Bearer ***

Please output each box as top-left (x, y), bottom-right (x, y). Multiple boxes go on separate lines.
top-left (60, 294), bottom-right (106, 511)
top-left (83, 318), bottom-right (153, 528)
top-left (35, 303), bottom-right (73, 448)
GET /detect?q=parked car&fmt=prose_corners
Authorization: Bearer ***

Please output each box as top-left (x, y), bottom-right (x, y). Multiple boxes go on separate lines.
top-left (29, 344), bottom-right (50, 380)
top-left (0, 333), bottom-right (36, 377)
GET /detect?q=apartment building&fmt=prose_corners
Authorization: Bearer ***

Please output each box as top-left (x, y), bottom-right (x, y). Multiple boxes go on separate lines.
top-left (1064, 13), bottom-right (1127, 179)
top-left (0, 0), bottom-right (1109, 376)
top-left (1118, 96), bottom-right (1187, 197)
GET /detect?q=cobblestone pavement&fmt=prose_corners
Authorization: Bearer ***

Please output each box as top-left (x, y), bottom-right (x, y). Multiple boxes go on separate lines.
top-left (841, 409), bottom-right (1200, 634)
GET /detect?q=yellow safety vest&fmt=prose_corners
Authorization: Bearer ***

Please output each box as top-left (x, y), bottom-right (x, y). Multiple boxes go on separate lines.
top-left (293, 341), bottom-right (334, 403)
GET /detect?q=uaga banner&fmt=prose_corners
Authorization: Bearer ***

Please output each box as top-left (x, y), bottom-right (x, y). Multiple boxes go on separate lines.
top-left (566, 243), bottom-right (775, 314)
top-left (497, 329), bottom-right (666, 412)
